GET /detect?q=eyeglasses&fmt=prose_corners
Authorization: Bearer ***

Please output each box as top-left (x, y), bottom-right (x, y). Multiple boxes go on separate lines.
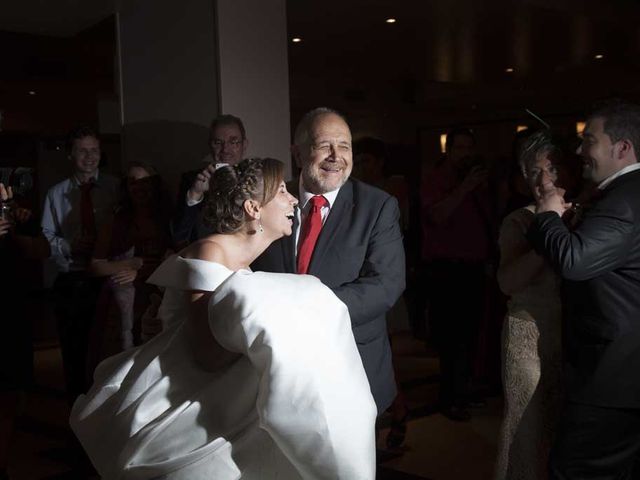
top-left (211, 138), bottom-right (244, 149)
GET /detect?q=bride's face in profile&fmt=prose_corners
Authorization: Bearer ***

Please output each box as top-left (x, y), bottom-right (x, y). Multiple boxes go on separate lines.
top-left (259, 181), bottom-right (298, 238)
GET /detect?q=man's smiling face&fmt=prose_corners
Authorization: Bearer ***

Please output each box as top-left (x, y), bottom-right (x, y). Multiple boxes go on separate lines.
top-left (578, 116), bottom-right (620, 183)
top-left (297, 113), bottom-right (353, 194)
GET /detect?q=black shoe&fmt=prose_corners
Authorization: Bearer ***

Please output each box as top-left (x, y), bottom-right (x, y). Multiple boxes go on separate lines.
top-left (441, 405), bottom-right (471, 422)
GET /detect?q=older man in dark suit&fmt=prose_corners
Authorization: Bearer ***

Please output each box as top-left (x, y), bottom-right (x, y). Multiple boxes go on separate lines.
top-left (529, 100), bottom-right (640, 479)
top-left (253, 107), bottom-right (405, 414)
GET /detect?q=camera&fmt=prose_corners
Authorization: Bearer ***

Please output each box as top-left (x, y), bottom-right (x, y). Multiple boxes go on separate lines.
top-left (0, 201), bottom-right (12, 222)
top-left (0, 168), bottom-right (33, 223)
top-left (456, 154), bottom-right (488, 180)
top-left (0, 167), bottom-right (34, 196)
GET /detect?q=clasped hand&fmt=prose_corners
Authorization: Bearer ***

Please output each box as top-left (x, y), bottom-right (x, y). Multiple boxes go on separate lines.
top-left (534, 175), bottom-right (572, 216)
top-left (110, 257), bottom-right (144, 285)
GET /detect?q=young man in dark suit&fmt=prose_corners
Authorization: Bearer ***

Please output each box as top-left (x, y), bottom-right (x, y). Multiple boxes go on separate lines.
top-left (530, 100), bottom-right (640, 479)
top-left (252, 107), bottom-right (406, 415)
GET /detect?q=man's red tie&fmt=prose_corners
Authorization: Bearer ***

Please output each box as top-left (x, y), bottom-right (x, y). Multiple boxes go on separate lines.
top-left (79, 182), bottom-right (96, 237)
top-left (297, 195), bottom-right (328, 274)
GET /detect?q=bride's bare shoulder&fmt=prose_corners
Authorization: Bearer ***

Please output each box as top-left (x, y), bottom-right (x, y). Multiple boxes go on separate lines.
top-left (180, 239), bottom-right (224, 263)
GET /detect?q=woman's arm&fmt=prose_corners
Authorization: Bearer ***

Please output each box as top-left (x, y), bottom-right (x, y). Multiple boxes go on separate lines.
top-left (89, 257), bottom-right (143, 277)
top-left (497, 210), bottom-right (547, 295)
top-left (88, 214), bottom-right (143, 281)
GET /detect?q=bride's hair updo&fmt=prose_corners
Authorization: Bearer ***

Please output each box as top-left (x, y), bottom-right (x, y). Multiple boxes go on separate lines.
top-left (202, 157), bottom-right (284, 234)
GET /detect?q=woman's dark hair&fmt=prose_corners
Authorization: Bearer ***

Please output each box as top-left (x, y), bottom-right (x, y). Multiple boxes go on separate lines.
top-left (118, 161), bottom-right (165, 211)
top-left (202, 157), bottom-right (284, 234)
top-left (109, 162), bottom-right (174, 255)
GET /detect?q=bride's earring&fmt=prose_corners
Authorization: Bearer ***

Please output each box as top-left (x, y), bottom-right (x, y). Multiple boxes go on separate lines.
top-left (255, 215), bottom-right (263, 234)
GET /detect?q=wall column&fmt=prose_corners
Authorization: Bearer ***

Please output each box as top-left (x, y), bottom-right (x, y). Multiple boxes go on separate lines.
top-left (116, 0), bottom-right (291, 193)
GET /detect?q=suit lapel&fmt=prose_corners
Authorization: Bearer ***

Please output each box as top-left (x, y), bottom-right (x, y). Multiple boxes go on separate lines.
top-left (282, 217), bottom-right (297, 273)
top-left (282, 180), bottom-right (300, 273)
top-left (308, 180), bottom-right (353, 275)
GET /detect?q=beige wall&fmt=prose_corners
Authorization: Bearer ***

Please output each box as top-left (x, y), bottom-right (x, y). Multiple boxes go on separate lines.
top-left (117, 0), bottom-right (219, 127)
top-left (216, 0), bottom-right (292, 178)
top-left (117, 0), bottom-right (292, 193)
top-left (117, 0), bottom-right (219, 194)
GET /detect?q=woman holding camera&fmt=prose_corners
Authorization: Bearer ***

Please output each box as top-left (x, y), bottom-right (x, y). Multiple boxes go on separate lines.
top-left (0, 183), bottom-right (49, 480)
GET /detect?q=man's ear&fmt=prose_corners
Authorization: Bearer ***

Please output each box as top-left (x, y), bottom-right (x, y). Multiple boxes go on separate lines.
top-left (291, 144), bottom-right (302, 168)
top-left (241, 138), bottom-right (249, 156)
top-left (616, 139), bottom-right (633, 160)
top-left (243, 198), bottom-right (261, 220)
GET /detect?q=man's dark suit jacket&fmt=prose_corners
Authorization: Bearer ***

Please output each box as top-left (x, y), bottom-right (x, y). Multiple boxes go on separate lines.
top-left (529, 169), bottom-right (640, 409)
top-left (252, 177), bottom-right (406, 414)
top-left (170, 170), bottom-right (214, 245)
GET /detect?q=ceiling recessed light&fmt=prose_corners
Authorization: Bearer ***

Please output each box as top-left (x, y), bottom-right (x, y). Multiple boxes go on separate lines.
top-left (385, 18), bottom-right (397, 24)
top-left (28, 90), bottom-right (36, 95)
top-left (505, 67), bottom-right (514, 73)
top-left (292, 37), bottom-right (302, 43)
top-left (594, 54), bottom-right (604, 59)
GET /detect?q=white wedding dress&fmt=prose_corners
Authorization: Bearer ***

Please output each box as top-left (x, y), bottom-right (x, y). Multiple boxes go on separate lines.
top-left (70, 255), bottom-right (377, 479)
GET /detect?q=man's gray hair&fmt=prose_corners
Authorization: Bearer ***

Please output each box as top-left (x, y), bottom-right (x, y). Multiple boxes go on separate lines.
top-left (293, 107), bottom-right (348, 146)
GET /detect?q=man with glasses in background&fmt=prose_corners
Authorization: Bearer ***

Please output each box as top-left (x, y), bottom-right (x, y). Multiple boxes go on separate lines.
top-left (170, 114), bottom-right (248, 245)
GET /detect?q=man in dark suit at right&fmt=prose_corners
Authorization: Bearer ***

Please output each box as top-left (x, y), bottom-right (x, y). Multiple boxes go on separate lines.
top-left (529, 100), bottom-right (640, 479)
top-left (253, 108), bottom-right (405, 415)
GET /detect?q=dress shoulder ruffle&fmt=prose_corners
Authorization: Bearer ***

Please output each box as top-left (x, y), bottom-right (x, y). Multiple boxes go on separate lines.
top-left (147, 255), bottom-right (234, 292)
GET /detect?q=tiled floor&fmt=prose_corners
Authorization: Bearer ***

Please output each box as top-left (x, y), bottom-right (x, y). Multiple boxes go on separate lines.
top-left (377, 337), bottom-right (502, 480)
top-left (8, 330), bottom-right (502, 479)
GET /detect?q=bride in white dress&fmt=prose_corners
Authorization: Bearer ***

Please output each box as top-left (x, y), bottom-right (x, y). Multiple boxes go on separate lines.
top-left (70, 158), bottom-right (377, 479)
